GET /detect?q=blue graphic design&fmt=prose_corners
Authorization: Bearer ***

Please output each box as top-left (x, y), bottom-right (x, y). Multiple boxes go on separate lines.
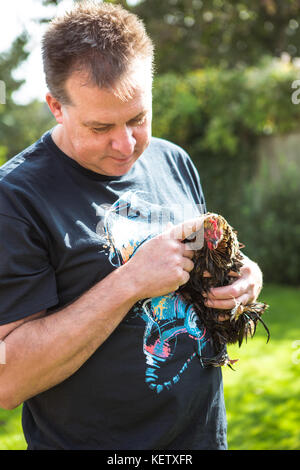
top-left (99, 191), bottom-right (210, 393)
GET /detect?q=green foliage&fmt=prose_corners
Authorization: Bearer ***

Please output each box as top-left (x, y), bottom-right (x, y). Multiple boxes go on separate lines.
top-left (0, 34), bottom-right (28, 161)
top-left (0, 35), bottom-right (56, 162)
top-left (126, 0), bottom-right (300, 74)
top-left (153, 57), bottom-right (300, 149)
top-left (0, 33), bottom-right (29, 105)
top-left (0, 406), bottom-right (26, 450)
top-left (241, 162), bottom-right (300, 285)
top-left (152, 58), bottom-right (300, 284)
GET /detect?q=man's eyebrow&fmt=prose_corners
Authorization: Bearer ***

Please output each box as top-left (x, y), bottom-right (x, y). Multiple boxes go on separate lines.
top-left (82, 111), bottom-right (147, 128)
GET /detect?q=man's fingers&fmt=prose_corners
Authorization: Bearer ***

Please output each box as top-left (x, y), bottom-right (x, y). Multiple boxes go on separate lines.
top-left (165, 222), bottom-right (196, 260)
top-left (228, 270), bottom-right (240, 278)
top-left (204, 293), bottom-right (249, 310)
top-left (163, 216), bottom-right (205, 243)
top-left (178, 270), bottom-right (191, 287)
top-left (208, 277), bottom-right (248, 300)
top-left (182, 257), bottom-right (194, 273)
top-left (182, 246), bottom-right (195, 259)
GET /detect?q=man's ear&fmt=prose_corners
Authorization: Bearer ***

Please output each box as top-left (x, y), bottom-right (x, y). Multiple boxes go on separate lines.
top-left (46, 93), bottom-right (63, 124)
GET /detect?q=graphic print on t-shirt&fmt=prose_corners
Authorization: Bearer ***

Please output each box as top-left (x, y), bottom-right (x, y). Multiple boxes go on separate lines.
top-left (96, 190), bottom-right (211, 394)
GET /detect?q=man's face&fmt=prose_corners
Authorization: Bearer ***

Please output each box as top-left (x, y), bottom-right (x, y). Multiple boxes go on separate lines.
top-left (48, 66), bottom-right (153, 177)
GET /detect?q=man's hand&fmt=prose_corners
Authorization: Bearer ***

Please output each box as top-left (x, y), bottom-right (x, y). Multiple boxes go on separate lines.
top-left (203, 256), bottom-right (263, 320)
top-left (125, 218), bottom-right (205, 301)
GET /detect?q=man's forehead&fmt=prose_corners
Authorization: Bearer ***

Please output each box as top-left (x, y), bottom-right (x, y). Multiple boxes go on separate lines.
top-left (68, 77), bottom-right (150, 109)
top-left (65, 58), bottom-right (153, 105)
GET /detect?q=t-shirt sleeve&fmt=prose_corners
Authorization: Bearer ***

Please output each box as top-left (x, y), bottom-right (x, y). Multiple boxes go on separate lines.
top-left (0, 213), bottom-right (58, 325)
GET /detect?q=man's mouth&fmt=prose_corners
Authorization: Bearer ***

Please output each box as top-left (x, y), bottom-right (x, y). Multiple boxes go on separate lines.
top-left (109, 155), bottom-right (134, 163)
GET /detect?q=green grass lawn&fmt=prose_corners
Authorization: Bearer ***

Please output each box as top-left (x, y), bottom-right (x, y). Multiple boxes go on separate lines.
top-left (223, 283), bottom-right (300, 450)
top-left (0, 283), bottom-right (299, 450)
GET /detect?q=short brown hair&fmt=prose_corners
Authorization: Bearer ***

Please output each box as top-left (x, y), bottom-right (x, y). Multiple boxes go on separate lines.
top-left (42, 1), bottom-right (154, 103)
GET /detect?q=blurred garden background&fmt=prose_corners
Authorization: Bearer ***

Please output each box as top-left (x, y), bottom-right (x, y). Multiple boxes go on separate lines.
top-left (0, 0), bottom-right (299, 450)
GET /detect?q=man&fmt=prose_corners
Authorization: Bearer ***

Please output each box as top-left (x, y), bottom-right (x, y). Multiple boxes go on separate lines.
top-left (0, 1), bottom-right (262, 450)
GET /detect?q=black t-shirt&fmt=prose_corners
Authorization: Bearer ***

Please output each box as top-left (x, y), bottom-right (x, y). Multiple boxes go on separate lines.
top-left (0, 130), bottom-right (227, 450)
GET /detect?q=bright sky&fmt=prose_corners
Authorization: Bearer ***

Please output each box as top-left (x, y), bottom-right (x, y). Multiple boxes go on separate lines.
top-left (0, 0), bottom-right (78, 104)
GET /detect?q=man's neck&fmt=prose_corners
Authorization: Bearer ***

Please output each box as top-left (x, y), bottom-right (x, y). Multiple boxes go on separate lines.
top-left (51, 125), bottom-right (74, 160)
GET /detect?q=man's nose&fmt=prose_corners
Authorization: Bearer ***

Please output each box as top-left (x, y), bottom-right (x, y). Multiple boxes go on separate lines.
top-left (111, 126), bottom-right (136, 157)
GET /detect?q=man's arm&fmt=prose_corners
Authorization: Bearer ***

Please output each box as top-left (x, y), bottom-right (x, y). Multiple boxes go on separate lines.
top-left (0, 218), bottom-right (198, 410)
top-left (0, 263), bottom-right (138, 409)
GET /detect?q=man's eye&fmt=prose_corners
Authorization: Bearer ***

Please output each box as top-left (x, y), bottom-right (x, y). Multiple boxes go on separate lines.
top-left (129, 115), bottom-right (146, 127)
top-left (132, 116), bottom-right (146, 126)
top-left (92, 127), bottom-right (108, 133)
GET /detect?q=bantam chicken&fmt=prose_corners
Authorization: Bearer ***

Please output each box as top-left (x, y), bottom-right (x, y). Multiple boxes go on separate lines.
top-left (179, 212), bottom-right (270, 368)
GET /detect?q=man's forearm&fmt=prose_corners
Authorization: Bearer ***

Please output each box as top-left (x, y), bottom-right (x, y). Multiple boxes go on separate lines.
top-left (0, 263), bottom-right (138, 409)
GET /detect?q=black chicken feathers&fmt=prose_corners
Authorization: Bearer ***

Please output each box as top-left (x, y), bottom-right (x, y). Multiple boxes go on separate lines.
top-left (179, 212), bottom-right (270, 367)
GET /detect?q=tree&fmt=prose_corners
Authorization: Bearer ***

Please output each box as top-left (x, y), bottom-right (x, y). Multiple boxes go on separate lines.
top-left (0, 34), bottom-right (55, 163)
top-left (111, 0), bottom-right (300, 74)
top-left (0, 34), bottom-right (29, 162)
